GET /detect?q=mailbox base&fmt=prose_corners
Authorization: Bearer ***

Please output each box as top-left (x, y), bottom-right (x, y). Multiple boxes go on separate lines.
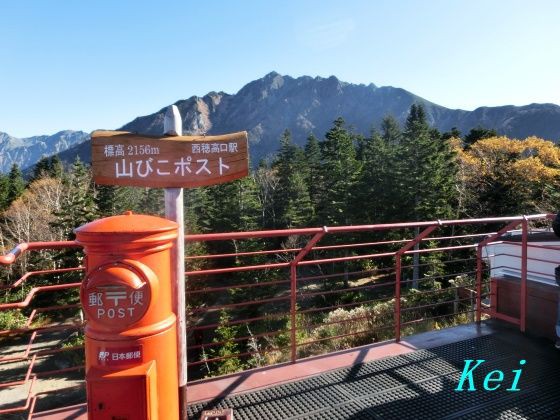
top-left (85, 325), bottom-right (179, 420)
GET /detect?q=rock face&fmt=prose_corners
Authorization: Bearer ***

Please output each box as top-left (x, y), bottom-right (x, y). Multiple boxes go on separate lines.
top-left (4, 72), bottom-right (560, 172)
top-left (0, 130), bottom-right (90, 173)
top-left (120, 72), bottom-right (560, 163)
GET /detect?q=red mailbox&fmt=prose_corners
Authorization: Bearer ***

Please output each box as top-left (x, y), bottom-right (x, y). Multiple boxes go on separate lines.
top-left (76, 211), bottom-right (179, 420)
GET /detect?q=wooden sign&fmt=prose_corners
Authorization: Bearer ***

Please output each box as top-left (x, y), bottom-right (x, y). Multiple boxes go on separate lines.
top-left (91, 130), bottom-right (248, 188)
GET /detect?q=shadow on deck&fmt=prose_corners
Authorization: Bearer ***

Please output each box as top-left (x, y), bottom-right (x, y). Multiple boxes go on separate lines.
top-left (186, 320), bottom-right (560, 419)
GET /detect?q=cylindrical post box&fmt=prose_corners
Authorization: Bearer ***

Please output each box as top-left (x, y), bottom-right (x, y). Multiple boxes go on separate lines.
top-left (75, 211), bottom-right (179, 420)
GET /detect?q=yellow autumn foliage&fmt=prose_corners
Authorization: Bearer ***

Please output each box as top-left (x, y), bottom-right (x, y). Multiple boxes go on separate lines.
top-left (459, 136), bottom-right (560, 183)
top-left (456, 136), bottom-right (560, 215)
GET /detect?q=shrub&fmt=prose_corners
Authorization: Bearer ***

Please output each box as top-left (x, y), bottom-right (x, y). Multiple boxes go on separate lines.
top-left (0, 309), bottom-right (27, 331)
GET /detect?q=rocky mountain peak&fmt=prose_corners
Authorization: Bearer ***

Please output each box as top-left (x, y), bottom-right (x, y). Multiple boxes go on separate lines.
top-left (3, 72), bottom-right (560, 173)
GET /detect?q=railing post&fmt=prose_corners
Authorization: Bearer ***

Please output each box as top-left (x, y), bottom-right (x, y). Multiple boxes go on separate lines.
top-left (395, 254), bottom-right (402, 341)
top-left (476, 219), bottom-right (524, 326)
top-left (162, 105), bottom-right (188, 420)
top-left (290, 263), bottom-right (297, 363)
top-left (289, 228), bottom-right (327, 363)
top-left (476, 245), bottom-right (482, 323)
top-left (394, 224), bottom-right (439, 342)
top-left (520, 216), bottom-right (528, 332)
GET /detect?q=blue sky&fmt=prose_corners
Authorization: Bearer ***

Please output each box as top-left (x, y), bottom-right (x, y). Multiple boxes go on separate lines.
top-left (1, 0), bottom-right (558, 137)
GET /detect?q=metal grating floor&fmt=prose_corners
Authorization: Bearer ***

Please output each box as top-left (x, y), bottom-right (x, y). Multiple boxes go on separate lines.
top-left (187, 330), bottom-right (560, 419)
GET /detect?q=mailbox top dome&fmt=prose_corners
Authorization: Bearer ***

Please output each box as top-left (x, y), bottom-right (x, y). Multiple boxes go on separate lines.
top-left (74, 212), bottom-right (178, 235)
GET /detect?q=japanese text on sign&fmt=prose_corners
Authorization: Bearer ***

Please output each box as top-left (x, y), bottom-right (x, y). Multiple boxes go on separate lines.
top-left (87, 286), bottom-right (145, 320)
top-left (97, 346), bottom-right (142, 366)
top-left (92, 131), bottom-right (249, 188)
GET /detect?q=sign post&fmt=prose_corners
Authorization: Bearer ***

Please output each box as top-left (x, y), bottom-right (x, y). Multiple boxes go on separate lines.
top-left (91, 108), bottom-right (249, 419)
top-left (163, 105), bottom-right (187, 420)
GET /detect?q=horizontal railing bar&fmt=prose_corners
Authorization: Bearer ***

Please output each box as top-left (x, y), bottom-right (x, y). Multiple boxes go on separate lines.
top-left (0, 375), bottom-right (36, 415)
top-left (500, 241), bottom-right (560, 251)
top-left (187, 312), bottom-right (290, 331)
top-left (25, 304), bottom-right (82, 328)
top-left (401, 296), bottom-right (480, 313)
top-left (299, 251), bottom-right (396, 266)
top-left (400, 309), bottom-right (476, 327)
top-left (299, 313), bottom-right (389, 332)
top-left (298, 297), bottom-right (395, 315)
top-left (0, 241), bottom-right (80, 265)
top-left (297, 268), bottom-right (390, 283)
top-left (0, 331), bottom-right (37, 363)
top-left (187, 345), bottom-right (291, 367)
top-left (0, 322), bottom-right (82, 337)
top-left (0, 283), bottom-right (81, 310)
top-left (296, 323), bottom-right (395, 347)
top-left (184, 232), bottom-right (496, 262)
top-left (299, 281), bottom-right (395, 298)
top-left (0, 267), bottom-right (84, 290)
top-left (186, 279), bottom-right (290, 295)
top-left (189, 296), bottom-right (290, 314)
top-left (187, 329), bottom-right (289, 351)
top-left (296, 256), bottom-right (478, 284)
top-left (35, 365), bottom-right (84, 378)
top-left (481, 308), bottom-right (521, 325)
top-left (186, 247), bottom-right (300, 260)
top-left (186, 262), bottom-right (289, 276)
top-left (37, 345), bottom-right (84, 357)
top-left (185, 215), bottom-right (551, 243)
top-left (399, 270), bottom-right (478, 286)
top-left (0, 354), bottom-right (36, 388)
top-left (491, 252), bottom-right (560, 266)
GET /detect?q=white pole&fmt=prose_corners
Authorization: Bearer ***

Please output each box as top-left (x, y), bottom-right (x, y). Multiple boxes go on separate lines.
top-left (163, 105), bottom-right (188, 418)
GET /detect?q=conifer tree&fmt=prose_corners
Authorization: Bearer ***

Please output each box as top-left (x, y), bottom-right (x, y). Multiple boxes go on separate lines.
top-left (317, 118), bottom-right (361, 226)
top-left (395, 104), bottom-right (457, 222)
top-left (203, 177), bottom-right (261, 234)
top-left (30, 155), bottom-right (65, 183)
top-left (49, 155), bottom-right (64, 179)
top-left (254, 161), bottom-right (278, 230)
top-left (30, 156), bottom-right (51, 182)
top-left (304, 134), bottom-right (322, 221)
top-left (381, 115), bottom-right (402, 146)
top-left (0, 173), bottom-right (9, 211)
top-left (442, 127), bottom-right (461, 141)
top-left (273, 130), bottom-right (312, 228)
top-left (354, 130), bottom-right (395, 224)
top-left (95, 185), bottom-right (119, 217)
top-left (48, 158), bottom-right (97, 268)
top-left (395, 104), bottom-right (457, 287)
top-left (139, 188), bottom-right (164, 216)
top-left (184, 186), bottom-right (211, 234)
top-left (464, 126), bottom-right (498, 148)
top-left (53, 157), bottom-right (98, 240)
top-left (6, 163), bottom-right (25, 206)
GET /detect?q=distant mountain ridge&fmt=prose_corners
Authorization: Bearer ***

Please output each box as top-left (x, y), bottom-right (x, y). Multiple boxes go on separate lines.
top-left (0, 130), bottom-right (89, 173)
top-left (3, 72), bottom-right (560, 172)
top-left (119, 72), bottom-right (560, 162)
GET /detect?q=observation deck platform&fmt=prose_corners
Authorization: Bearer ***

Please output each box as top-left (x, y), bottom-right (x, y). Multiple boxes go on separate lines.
top-left (185, 320), bottom-right (560, 419)
top-left (31, 320), bottom-right (560, 419)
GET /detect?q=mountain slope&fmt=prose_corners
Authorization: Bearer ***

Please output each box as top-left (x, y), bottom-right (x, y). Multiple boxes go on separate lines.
top-left (119, 72), bottom-right (560, 162)
top-left (0, 130), bottom-right (90, 173)
top-left (5, 72), bottom-right (560, 172)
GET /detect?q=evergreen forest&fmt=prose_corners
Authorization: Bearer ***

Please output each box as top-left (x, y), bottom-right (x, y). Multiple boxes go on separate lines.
top-left (1, 104), bottom-right (559, 378)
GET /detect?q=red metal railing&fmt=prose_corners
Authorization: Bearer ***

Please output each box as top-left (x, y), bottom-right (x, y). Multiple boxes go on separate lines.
top-left (1, 213), bottom-right (557, 417)
top-left (0, 241), bottom-right (84, 418)
top-left (183, 213), bottom-right (556, 381)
